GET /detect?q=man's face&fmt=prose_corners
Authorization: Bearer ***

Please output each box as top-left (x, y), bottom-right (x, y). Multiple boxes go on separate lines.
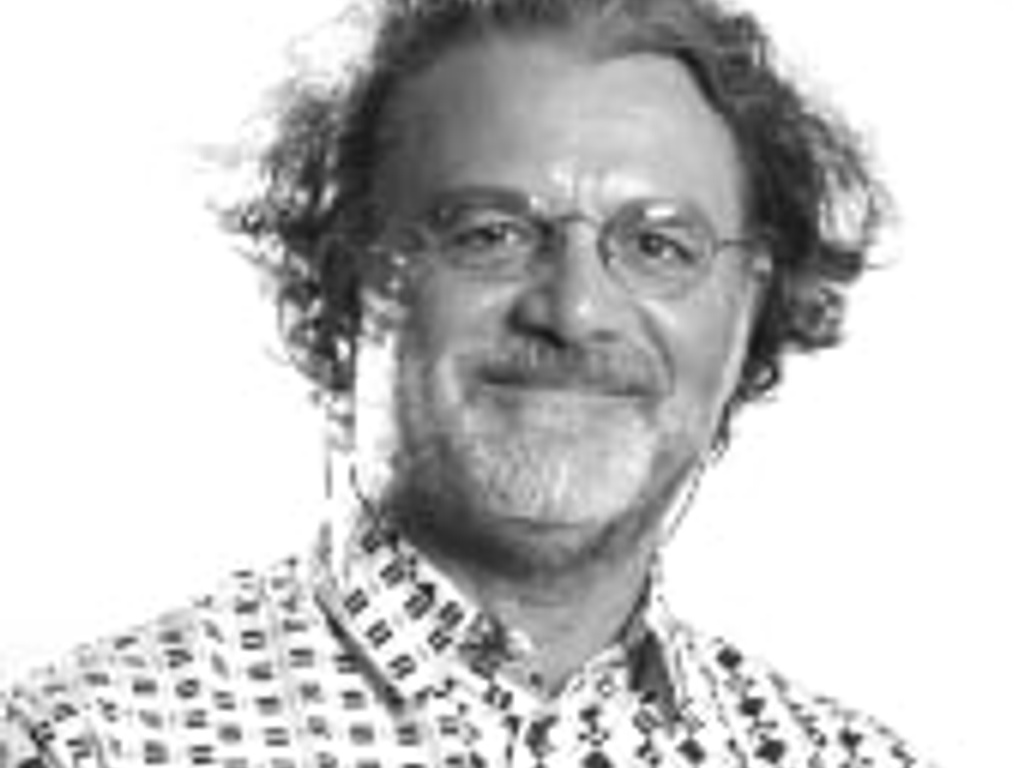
top-left (374, 38), bottom-right (763, 572)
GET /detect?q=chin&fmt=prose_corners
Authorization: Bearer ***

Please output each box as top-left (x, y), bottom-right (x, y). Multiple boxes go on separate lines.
top-left (457, 409), bottom-right (656, 528)
top-left (421, 393), bottom-right (684, 571)
top-left (394, 358), bottom-right (696, 572)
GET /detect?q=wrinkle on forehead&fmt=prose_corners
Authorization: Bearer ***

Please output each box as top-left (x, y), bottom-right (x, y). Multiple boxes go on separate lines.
top-left (378, 37), bottom-right (745, 232)
top-left (545, 161), bottom-right (682, 220)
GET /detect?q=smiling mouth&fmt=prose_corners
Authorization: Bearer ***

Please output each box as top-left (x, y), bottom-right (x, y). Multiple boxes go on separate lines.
top-left (471, 347), bottom-right (662, 400)
top-left (476, 372), bottom-right (650, 401)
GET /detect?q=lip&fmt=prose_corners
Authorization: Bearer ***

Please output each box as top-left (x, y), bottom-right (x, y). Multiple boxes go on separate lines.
top-left (477, 361), bottom-right (654, 394)
top-left (474, 378), bottom-right (646, 404)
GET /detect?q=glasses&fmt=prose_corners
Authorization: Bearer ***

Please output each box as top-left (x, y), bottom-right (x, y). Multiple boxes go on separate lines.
top-left (384, 187), bottom-right (759, 299)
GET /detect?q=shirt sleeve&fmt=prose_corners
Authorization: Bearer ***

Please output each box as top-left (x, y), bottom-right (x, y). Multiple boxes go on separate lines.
top-left (1, 695), bottom-right (62, 768)
top-left (688, 630), bottom-right (941, 768)
top-left (770, 670), bottom-right (941, 768)
top-left (1, 673), bottom-right (110, 768)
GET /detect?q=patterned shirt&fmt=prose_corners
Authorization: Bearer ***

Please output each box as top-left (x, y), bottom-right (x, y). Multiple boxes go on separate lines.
top-left (1, 508), bottom-right (934, 768)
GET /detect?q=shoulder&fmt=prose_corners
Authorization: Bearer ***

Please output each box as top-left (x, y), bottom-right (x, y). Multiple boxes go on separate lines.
top-left (2, 555), bottom-right (322, 767)
top-left (659, 620), bottom-right (938, 767)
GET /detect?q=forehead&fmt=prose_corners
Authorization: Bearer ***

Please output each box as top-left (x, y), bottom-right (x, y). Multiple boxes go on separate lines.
top-left (375, 37), bottom-right (744, 229)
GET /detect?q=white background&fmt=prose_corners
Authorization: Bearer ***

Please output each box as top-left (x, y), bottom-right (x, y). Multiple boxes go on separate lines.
top-left (0, 2), bottom-right (1021, 766)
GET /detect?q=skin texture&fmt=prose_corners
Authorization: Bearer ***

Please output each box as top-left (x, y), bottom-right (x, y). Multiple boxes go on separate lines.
top-left (374, 36), bottom-right (766, 689)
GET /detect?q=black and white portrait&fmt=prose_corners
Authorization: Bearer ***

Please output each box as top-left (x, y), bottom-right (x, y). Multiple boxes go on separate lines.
top-left (1, 2), bottom-right (1020, 766)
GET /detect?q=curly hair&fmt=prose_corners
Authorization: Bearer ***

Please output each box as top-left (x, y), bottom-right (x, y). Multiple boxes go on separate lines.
top-left (224, 0), bottom-right (889, 447)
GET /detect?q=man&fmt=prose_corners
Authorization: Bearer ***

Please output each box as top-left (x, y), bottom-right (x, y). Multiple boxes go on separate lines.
top-left (1, 0), bottom-right (933, 765)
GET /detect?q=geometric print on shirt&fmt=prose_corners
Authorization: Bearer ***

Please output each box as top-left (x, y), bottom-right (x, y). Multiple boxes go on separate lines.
top-left (2, 506), bottom-right (937, 768)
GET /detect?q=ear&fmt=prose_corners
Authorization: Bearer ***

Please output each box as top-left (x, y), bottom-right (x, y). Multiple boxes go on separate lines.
top-left (740, 247), bottom-right (773, 344)
top-left (708, 248), bottom-right (773, 443)
top-left (358, 258), bottom-right (410, 345)
top-left (749, 247), bottom-right (774, 304)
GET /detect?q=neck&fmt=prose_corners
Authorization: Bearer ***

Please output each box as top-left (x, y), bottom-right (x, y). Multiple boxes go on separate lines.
top-left (483, 548), bottom-right (657, 694)
top-left (398, 512), bottom-right (663, 694)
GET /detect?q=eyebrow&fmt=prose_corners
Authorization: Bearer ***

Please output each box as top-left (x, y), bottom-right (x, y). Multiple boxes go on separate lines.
top-left (424, 184), bottom-right (716, 229)
top-left (424, 185), bottom-right (536, 220)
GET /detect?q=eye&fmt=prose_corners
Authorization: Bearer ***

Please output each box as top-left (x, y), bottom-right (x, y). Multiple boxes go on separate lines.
top-left (449, 218), bottom-right (528, 251)
top-left (434, 208), bottom-right (538, 270)
top-left (624, 227), bottom-right (705, 272)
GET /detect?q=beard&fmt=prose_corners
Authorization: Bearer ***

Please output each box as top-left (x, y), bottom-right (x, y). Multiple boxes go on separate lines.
top-left (385, 335), bottom-right (703, 580)
top-left (443, 388), bottom-right (658, 526)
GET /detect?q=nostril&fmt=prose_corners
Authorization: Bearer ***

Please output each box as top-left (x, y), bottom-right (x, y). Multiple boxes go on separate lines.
top-left (520, 260), bottom-right (616, 330)
top-left (508, 288), bottom-right (574, 348)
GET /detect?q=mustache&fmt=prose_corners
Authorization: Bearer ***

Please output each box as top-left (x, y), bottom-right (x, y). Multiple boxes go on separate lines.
top-left (472, 339), bottom-right (664, 398)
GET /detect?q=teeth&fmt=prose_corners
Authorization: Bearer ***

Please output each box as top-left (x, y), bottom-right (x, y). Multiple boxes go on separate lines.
top-left (479, 343), bottom-right (654, 397)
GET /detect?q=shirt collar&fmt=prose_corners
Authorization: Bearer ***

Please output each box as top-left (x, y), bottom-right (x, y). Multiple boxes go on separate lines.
top-left (310, 505), bottom-right (687, 720)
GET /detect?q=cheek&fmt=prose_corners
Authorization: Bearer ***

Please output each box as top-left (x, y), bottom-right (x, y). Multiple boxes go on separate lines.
top-left (650, 290), bottom-right (754, 430)
top-left (405, 274), bottom-right (512, 399)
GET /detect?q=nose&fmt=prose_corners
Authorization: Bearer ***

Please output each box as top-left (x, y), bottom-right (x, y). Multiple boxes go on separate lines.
top-left (510, 222), bottom-right (635, 345)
